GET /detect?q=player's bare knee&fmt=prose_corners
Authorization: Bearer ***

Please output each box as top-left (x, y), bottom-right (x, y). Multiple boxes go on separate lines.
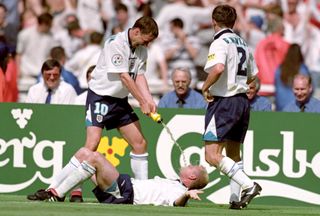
top-left (88, 151), bottom-right (103, 165)
top-left (131, 139), bottom-right (147, 154)
top-left (205, 153), bottom-right (219, 167)
top-left (75, 147), bottom-right (92, 160)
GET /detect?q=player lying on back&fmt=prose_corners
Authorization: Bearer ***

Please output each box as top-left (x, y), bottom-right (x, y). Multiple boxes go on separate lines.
top-left (27, 147), bottom-right (209, 206)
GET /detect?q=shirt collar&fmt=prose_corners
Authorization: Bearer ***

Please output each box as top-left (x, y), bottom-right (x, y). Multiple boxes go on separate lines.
top-left (213, 28), bottom-right (233, 41)
top-left (127, 28), bottom-right (135, 53)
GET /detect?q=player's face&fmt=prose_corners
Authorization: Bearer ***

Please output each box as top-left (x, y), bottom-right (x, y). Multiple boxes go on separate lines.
top-left (179, 165), bottom-right (205, 179)
top-left (293, 78), bottom-right (312, 103)
top-left (173, 71), bottom-right (190, 98)
top-left (132, 31), bottom-right (155, 48)
top-left (43, 67), bottom-right (61, 90)
top-left (179, 165), bottom-right (193, 178)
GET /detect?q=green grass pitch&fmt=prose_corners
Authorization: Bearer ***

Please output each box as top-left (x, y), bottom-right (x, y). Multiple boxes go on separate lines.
top-left (1, 194), bottom-right (320, 216)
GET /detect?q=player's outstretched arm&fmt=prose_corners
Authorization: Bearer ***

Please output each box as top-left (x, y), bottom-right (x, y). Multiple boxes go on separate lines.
top-left (173, 190), bottom-right (204, 207)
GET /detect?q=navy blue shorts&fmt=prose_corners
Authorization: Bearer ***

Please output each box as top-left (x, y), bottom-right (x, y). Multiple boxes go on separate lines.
top-left (85, 89), bottom-right (139, 130)
top-left (92, 174), bottom-right (134, 204)
top-left (203, 93), bottom-right (250, 143)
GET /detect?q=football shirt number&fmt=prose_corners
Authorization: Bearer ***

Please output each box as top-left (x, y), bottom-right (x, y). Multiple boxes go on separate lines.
top-left (237, 47), bottom-right (248, 76)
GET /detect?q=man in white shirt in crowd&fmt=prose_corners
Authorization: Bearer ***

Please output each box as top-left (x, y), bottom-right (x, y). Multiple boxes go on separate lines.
top-left (16, 12), bottom-right (57, 96)
top-left (25, 59), bottom-right (77, 104)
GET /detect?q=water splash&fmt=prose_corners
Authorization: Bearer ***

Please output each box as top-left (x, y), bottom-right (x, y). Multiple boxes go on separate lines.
top-left (160, 120), bottom-right (187, 166)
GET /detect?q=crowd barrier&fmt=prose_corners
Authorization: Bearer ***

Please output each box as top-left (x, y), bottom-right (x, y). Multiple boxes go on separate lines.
top-left (0, 103), bottom-right (319, 206)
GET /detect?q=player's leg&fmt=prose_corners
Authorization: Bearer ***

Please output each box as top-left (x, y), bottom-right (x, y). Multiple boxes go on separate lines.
top-left (225, 141), bottom-right (243, 208)
top-left (46, 127), bottom-right (101, 189)
top-left (221, 141), bottom-right (261, 209)
top-left (68, 126), bottom-right (103, 202)
top-left (205, 141), bottom-right (253, 190)
top-left (28, 148), bottom-right (97, 201)
top-left (89, 151), bottom-right (122, 198)
top-left (51, 148), bottom-right (96, 198)
top-left (118, 120), bottom-right (148, 180)
top-left (68, 89), bottom-right (104, 201)
top-left (45, 125), bottom-right (99, 191)
top-left (53, 147), bottom-right (121, 198)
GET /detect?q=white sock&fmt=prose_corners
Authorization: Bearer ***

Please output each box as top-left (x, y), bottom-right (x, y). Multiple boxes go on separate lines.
top-left (104, 180), bottom-right (122, 199)
top-left (229, 161), bottom-right (243, 202)
top-left (49, 156), bottom-right (81, 189)
top-left (55, 161), bottom-right (96, 197)
top-left (130, 152), bottom-right (148, 180)
top-left (219, 157), bottom-right (253, 190)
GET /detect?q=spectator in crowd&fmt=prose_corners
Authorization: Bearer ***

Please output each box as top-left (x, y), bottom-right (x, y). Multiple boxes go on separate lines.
top-left (274, 43), bottom-right (310, 111)
top-left (16, 12), bottom-right (57, 96)
top-left (65, 31), bottom-right (103, 90)
top-left (105, 3), bottom-right (134, 39)
top-left (0, 0), bottom-right (20, 31)
top-left (0, 60), bottom-right (5, 102)
top-left (156, 0), bottom-right (212, 36)
top-left (25, 59), bottom-right (77, 104)
top-left (45, 46), bottom-right (82, 94)
top-left (158, 67), bottom-right (206, 109)
top-left (0, 3), bottom-right (18, 53)
top-left (234, 2), bottom-right (266, 54)
top-left (246, 77), bottom-right (272, 111)
top-left (0, 33), bottom-right (18, 102)
top-left (53, 18), bottom-right (85, 59)
top-left (162, 18), bottom-right (200, 87)
top-left (74, 65), bottom-right (94, 105)
top-left (45, 0), bottom-right (77, 33)
top-left (76, 0), bottom-right (105, 33)
top-left (254, 10), bottom-right (290, 96)
top-left (282, 0), bottom-right (320, 83)
top-left (27, 147), bottom-right (209, 206)
top-left (283, 74), bottom-right (320, 113)
top-left (145, 39), bottom-right (169, 96)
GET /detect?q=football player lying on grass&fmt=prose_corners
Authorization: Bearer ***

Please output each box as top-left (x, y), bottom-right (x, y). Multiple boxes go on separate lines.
top-left (27, 147), bottom-right (209, 206)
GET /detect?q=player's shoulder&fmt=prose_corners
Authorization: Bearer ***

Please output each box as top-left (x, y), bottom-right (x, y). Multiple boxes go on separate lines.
top-left (106, 31), bottom-right (126, 45)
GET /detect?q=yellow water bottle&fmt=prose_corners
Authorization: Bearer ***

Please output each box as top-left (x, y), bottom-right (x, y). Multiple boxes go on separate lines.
top-left (150, 112), bottom-right (162, 123)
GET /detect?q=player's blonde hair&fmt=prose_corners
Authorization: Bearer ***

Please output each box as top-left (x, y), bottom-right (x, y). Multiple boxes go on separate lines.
top-left (189, 166), bottom-right (209, 190)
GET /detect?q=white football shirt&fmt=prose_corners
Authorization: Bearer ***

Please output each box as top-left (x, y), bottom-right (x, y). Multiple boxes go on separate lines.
top-left (132, 176), bottom-right (187, 206)
top-left (204, 28), bottom-right (257, 97)
top-left (89, 30), bottom-right (148, 98)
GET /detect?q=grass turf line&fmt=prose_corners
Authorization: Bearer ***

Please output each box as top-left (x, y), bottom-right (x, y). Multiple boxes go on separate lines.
top-left (0, 195), bottom-right (320, 216)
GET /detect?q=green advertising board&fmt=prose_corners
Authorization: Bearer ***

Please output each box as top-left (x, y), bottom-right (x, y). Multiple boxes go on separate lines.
top-left (0, 103), bottom-right (319, 206)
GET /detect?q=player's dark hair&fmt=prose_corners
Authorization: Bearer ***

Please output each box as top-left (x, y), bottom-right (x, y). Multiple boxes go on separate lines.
top-left (41, 59), bottom-right (61, 74)
top-left (132, 16), bottom-right (158, 38)
top-left (212, 4), bottom-right (237, 28)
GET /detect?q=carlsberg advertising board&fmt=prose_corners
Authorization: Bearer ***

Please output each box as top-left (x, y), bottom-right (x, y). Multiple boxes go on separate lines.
top-left (0, 103), bottom-right (319, 206)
